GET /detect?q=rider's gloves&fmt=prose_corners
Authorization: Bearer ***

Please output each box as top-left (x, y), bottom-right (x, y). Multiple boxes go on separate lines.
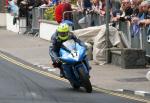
top-left (52, 59), bottom-right (61, 68)
top-left (52, 57), bottom-right (61, 68)
top-left (54, 58), bottom-right (60, 64)
top-left (52, 62), bottom-right (59, 68)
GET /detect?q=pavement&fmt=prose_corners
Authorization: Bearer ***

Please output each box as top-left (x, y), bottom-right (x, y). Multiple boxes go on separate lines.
top-left (0, 29), bottom-right (150, 98)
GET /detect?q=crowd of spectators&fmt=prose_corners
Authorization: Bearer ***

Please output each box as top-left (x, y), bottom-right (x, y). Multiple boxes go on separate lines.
top-left (7, 0), bottom-right (58, 18)
top-left (74, 0), bottom-right (150, 35)
top-left (7, 0), bottom-right (73, 24)
top-left (111, 0), bottom-right (150, 36)
top-left (7, 0), bottom-right (150, 35)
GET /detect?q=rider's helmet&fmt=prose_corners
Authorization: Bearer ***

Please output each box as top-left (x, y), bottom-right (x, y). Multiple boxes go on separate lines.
top-left (57, 23), bottom-right (69, 41)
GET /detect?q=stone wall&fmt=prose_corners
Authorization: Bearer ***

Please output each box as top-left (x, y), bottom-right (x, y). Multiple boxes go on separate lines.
top-left (111, 48), bottom-right (146, 69)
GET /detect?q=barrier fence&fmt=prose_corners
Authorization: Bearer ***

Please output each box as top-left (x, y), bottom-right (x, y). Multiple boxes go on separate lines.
top-left (141, 27), bottom-right (150, 56)
top-left (118, 21), bottom-right (150, 57)
top-left (19, 7), bottom-right (47, 35)
top-left (31, 7), bottom-right (47, 33)
top-left (29, 7), bottom-right (106, 32)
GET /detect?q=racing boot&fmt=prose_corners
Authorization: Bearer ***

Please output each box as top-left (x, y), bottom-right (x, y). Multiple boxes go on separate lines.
top-left (59, 67), bottom-right (65, 78)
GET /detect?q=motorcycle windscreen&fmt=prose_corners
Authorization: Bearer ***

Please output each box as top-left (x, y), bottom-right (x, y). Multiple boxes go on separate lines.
top-left (59, 40), bottom-right (86, 63)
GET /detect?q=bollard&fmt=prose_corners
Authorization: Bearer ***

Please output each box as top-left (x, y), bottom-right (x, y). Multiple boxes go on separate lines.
top-left (146, 71), bottom-right (150, 81)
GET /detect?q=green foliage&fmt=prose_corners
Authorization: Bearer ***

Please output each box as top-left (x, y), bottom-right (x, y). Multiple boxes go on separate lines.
top-left (44, 6), bottom-right (55, 21)
top-left (71, 0), bottom-right (77, 5)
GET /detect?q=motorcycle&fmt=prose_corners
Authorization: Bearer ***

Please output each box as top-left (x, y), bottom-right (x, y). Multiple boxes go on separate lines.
top-left (50, 39), bottom-right (92, 93)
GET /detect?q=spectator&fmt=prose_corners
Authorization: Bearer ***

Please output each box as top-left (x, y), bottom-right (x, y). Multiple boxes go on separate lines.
top-left (91, 0), bottom-right (101, 26)
top-left (138, 1), bottom-right (150, 39)
top-left (99, 0), bottom-right (112, 16)
top-left (34, 0), bottom-right (44, 7)
top-left (77, 0), bottom-right (92, 20)
top-left (76, 0), bottom-right (84, 12)
top-left (40, 0), bottom-right (52, 7)
top-left (18, 0), bottom-right (27, 17)
top-left (76, 0), bottom-right (92, 15)
top-left (111, 0), bottom-right (121, 11)
top-left (130, 0), bottom-right (150, 38)
top-left (55, 1), bottom-right (63, 23)
top-left (82, 0), bottom-right (92, 10)
top-left (7, 0), bottom-right (12, 12)
top-left (92, 0), bottom-right (101, 13)
top-left (9, 0), bottom-right (19, 16)
top-left (130, 0), bottom-right (144, 24)
top-left (100, 0), bottom-right (106, 16)
top-left (131, 0), bottom-right (143, 16)
top-left (139, 0), bottom-right (150, 26)
top-left (139, 19), bottom-right (150, 26)
top-left (62, 0), bottom-right (73, 22)
top-left (55, 0), bottom-right (73, 24)
top-left (6, 0), bottom-right (9, 6)
top-left (77, 0), bottom-right (92, 28)
top-left (52, 0), bottom-right (60, 5)
top-left (111, 0), bottom-right (133, 23)
top-left (111, 9), bottom-right (123, 21)
top-left (8, 0), bottom-right (19, 25)
top-left (121, 0), bottom-right (133, 17)
top-left (111, 0), bottom-right (137, 31)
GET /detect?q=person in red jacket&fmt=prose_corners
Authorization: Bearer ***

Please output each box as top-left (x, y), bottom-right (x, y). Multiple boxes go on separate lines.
top-left (55, 2), bottom-right (63, 23)
top-left (55, 0), bottom-right (72, 24)
top-left (6, 0), bottom-right (9, 6)
top-left (62, 1), bottom-right (73, 22)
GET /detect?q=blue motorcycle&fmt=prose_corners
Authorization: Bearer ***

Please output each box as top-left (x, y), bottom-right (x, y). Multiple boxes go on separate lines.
top-left (50, 39), bottom-right (92, 93)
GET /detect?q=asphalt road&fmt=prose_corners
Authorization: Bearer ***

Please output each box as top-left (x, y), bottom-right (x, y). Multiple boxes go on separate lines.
top-left (0, 56), bottom-right (144, 103)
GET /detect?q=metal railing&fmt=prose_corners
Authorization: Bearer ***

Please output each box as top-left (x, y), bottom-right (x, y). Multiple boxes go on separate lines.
top-left (31, 7), bottom-right (48, 32)
top-left (33, 8), bottom-right (106, 30)
top-left (118, 21), bottom-right (150, 57)
top-left (71, 11), bottom-right (105, 29)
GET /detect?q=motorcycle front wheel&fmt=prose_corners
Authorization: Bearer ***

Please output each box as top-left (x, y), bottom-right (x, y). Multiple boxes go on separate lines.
top-left (69, 80), bottom-right (80, 90)
top-left (78, 68), bottom-right (92, 93)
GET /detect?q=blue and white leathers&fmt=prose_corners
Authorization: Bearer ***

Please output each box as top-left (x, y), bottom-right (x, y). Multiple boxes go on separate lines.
top-left (59, 39), bottom-right (92, 92)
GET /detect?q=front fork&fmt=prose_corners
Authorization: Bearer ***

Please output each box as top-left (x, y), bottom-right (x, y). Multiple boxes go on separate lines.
top-left (62, 58), bottom-right (90, 84)
top-left (73, 61), bottom-right (90, 79)
top-left (83, 56), bottom-right (91, 72)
